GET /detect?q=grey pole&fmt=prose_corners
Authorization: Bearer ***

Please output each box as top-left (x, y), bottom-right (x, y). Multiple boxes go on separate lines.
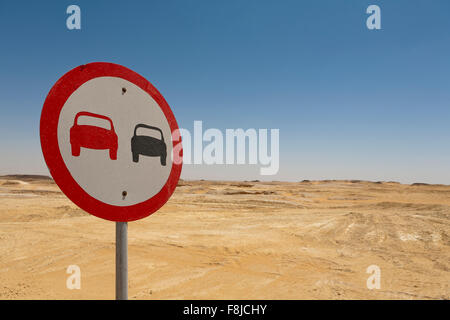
top-left (116, 221), bottom-right (128, 300)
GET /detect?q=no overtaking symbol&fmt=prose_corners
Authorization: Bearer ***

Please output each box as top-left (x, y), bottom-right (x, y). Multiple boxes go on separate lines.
top-left (40, 62), bottom-right (183, 299)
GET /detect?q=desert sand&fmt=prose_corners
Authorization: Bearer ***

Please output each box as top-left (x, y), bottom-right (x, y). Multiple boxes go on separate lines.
top-left (0, 175), bottom-right (448, 299)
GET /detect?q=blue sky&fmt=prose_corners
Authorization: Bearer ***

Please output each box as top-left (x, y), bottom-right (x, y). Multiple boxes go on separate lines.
top-left (1, 1), bottom-right (450, 183)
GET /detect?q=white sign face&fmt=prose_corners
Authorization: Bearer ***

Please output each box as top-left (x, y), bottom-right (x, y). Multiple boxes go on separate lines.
top-left (57, 76), bottom-right (173, 206)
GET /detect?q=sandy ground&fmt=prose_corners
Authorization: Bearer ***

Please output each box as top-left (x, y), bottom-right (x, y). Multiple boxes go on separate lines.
top-left (0, 175), bottom-right (448, 300)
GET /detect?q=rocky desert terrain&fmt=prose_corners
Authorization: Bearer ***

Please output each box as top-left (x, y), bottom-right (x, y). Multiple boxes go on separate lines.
top-left (0, 175), bottom-right (448, 299)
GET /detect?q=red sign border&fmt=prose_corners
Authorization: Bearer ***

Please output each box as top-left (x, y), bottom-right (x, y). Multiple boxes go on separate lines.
top-left (40, 62), bottom-right (183, 222)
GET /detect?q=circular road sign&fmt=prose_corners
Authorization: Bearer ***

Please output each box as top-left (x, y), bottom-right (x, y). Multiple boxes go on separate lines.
top-left (40, 62), bottom-right (183, 222)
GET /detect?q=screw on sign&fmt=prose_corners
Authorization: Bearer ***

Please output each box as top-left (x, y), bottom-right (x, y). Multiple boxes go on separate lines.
top-left (40, 62), bottom-right (183, 299)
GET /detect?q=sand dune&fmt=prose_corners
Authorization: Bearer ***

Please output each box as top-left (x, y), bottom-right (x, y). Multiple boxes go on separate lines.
top-left (0, 177), bottom-right (448, 299)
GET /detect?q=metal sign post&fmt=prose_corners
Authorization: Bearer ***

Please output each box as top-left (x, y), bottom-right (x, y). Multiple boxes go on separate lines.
top-left (116, 222), bottom-right (128, 300)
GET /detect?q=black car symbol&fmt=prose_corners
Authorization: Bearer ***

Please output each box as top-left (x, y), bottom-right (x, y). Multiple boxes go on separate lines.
top-left (131, 124), bottom-right (167, 166)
